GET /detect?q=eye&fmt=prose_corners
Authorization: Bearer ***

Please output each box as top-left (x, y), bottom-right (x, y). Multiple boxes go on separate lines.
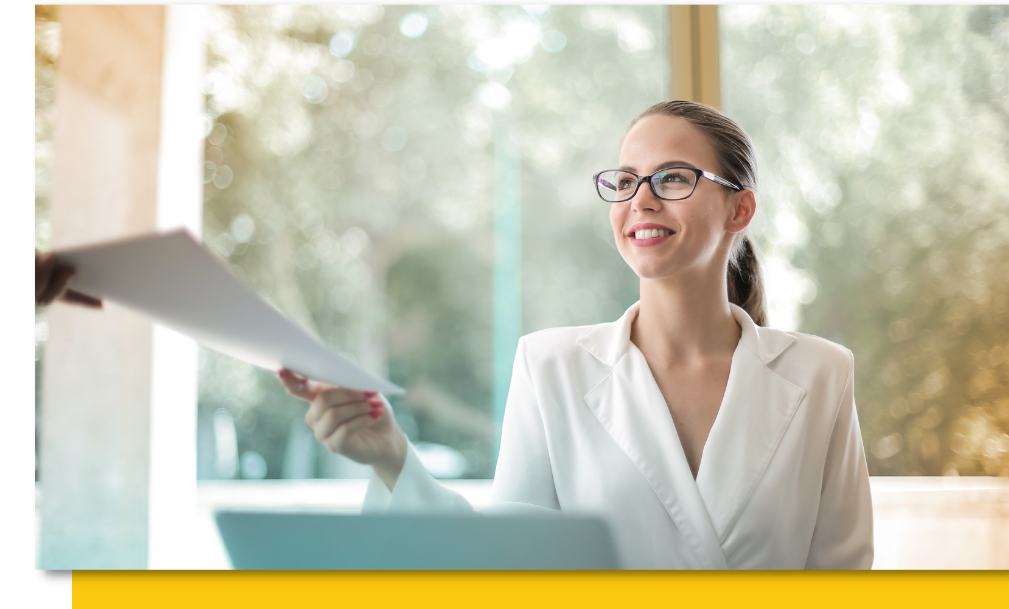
top-left (660, 171), bottom-right (689, 184)
top-left (617, 178), bottom-right (636, 190)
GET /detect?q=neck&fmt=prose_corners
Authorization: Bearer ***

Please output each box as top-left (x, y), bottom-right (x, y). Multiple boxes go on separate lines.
top-left (631, 267), bottom-right (741, 364)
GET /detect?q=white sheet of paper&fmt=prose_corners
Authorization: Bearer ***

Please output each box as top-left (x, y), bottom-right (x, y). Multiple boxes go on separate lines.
top-left (55, 229), bottom-right (405, 395)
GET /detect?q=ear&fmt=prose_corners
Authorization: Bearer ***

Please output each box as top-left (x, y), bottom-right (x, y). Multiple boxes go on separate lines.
top-left (725, 189), bottom-right (756, 234)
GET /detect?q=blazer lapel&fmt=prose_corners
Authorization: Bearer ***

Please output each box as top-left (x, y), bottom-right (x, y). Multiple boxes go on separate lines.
top-left (695, 305), bottom-right (806, 542)
top-left (579, 303), bottom-right (728, 570)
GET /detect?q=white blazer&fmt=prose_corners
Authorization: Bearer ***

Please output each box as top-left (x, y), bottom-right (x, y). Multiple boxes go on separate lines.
top-left (363, 302), bottom-right (874, 570)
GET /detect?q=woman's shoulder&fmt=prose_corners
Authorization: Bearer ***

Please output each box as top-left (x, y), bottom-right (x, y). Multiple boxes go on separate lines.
top-left (780, 330), bottom-right (853, 370)
top-left (765, 328), bottom-right (855, 396)
top-left (521, 323), bottom-right (596, 354)
top-left (518, 321), bottom-right (614, 369)
top-left (515, 322), bottom-right (617, 392)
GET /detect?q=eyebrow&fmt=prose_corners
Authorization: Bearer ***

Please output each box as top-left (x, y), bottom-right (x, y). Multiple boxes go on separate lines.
top-left (617, 160), bottom-right (699, 173)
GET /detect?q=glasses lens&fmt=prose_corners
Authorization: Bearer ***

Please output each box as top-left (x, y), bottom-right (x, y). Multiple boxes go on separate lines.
top-left (651, 168), bottom-right (696, 200)
top-left (596, 171), bottom-right (638, 202)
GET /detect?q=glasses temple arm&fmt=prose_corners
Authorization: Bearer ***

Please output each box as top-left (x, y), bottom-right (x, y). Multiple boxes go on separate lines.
top-left (701, 171), bottom-right (742, 191)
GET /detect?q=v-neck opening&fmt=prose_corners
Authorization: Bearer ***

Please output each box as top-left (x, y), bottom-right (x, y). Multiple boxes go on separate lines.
top-left (626, 339), bottom-right (741, 485)
top-left (582, 343), bottom-right (731, 568)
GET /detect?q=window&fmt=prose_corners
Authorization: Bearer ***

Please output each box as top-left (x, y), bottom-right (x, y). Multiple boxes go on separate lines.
top-left (198, 5), bottom-right (668, 480)
top-left (721, 5), bottom-right (1009, 476)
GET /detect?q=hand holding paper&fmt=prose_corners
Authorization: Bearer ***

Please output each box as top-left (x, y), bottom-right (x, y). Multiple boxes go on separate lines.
top-left (54, 230), bottom-right (405, 395)
top-left (35, 249), bottom-right (103, 309)
top-left (278, 368), bottom-right (408, 489)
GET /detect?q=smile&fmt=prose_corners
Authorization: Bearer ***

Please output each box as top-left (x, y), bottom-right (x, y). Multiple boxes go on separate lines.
top-left (627, 223), bottom-right (675, 247)
top-left (633, 229), bottom-right (672, 239)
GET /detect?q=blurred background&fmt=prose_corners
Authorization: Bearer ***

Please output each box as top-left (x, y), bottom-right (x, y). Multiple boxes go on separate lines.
top-left (35, 5), bottom-right (1009, 568)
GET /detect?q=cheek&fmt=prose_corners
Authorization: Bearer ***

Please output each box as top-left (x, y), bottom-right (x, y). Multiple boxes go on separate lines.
top-left (608, 205), bottom-right (632, 261)
top-left (686, 197), bottom-right (726, 238)
top-left (609, 205), bottom-right (623, 239)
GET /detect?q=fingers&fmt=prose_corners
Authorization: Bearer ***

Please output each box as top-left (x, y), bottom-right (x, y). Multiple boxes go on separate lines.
top-left (61, 290), bottom-right (103, 309)
top-left (35, 253), bottom-right (101, 309)
top-left (277, 368), bottom-right (318, 401)
top-left (38, 266), bottom-right (75, 306)
top-left (305, 389), bottom-right (380, 427)
top-left (277, 367), bottom-right (384, 444)
top-left (35, 251), bottom-right (55, 303)
top-left (323, 408), bottom-right (384, 454)
top-left (311, 400), bottom-right (374, 442)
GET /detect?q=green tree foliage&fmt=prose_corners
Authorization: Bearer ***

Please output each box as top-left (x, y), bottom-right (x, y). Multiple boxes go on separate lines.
top-left (722, 5), bottom-right (1009, 476)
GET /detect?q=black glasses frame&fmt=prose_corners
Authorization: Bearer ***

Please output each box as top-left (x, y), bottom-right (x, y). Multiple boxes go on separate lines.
top-left (593, 167), bottom-right (742, 203)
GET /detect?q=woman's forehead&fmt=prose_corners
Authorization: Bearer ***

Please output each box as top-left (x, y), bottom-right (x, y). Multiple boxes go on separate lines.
top-left (618, 115), bottom-right (716, 173)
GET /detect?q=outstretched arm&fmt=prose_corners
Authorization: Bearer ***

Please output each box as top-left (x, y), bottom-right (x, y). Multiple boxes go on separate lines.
top-left (278, 368), bottom-right (473, 512)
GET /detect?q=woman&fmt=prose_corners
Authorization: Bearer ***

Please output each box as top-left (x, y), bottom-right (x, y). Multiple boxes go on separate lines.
top-left (278, 101), bottom-right (874, 569)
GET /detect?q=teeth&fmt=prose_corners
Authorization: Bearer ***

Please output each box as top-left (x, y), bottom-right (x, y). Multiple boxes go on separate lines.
top-left (633, 229), bottom-right (671, 239)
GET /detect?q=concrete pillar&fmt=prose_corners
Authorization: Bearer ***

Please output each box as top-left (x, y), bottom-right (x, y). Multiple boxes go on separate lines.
top-left (39, 5), bottom-right (203, 569)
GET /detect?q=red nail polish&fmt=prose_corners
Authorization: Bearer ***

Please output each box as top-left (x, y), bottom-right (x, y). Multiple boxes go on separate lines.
top-left (364, 391), bottom-right (378, 397)
top-left (370, 401), bottom-right (382, 408)
top-left (370, 410), bottom-right (382, 419)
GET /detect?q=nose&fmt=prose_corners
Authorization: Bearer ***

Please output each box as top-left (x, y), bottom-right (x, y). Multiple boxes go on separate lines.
top-left (630, 178), bottom-right (661, 213)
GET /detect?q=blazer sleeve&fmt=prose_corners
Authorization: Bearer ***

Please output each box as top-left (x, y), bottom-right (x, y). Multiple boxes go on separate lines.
top-left (804, 349), bottom-right (874, 569)
top-left (360, 442), bottom-right (474, 513)
top-left (489, 336), bottom-right (561, 512)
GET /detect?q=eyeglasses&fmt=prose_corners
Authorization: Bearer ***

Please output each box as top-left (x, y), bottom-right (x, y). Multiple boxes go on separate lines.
top-left (593, 167), bottom-right (742, 203)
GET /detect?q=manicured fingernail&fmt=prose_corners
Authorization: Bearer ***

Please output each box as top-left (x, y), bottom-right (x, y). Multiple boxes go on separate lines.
top-left (364, 391), bottom-right (378, 396)
top-left (370, 410), bottom-right (382, 419)
top-left (370, 401), bottom-right (383, 408)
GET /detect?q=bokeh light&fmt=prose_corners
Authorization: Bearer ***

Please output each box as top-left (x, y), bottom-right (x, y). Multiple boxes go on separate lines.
top-left (722, 5), bottom-right (1009, 476)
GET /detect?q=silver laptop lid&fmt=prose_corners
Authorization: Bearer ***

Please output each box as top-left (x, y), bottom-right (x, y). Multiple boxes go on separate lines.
top-left (215, 511), bottom-right (620, 570)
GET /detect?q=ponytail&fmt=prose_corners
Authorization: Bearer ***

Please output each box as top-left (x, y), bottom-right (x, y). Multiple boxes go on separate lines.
top-left (630, 101), bottom-right (768, 326)
top-left (727, 234), bottom-right (767, 326)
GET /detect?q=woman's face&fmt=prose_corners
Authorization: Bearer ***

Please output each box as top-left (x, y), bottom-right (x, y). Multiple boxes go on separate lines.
top-left (609, 114), bottom-right (754, 283)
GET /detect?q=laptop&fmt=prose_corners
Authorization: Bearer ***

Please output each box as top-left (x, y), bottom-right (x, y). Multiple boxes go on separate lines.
top-left (215, 510), bottom-right (620, 570)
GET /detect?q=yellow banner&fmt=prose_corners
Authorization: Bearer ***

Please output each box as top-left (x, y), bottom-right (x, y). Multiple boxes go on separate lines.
top-left (74, 571), bottom-right (1009, 609)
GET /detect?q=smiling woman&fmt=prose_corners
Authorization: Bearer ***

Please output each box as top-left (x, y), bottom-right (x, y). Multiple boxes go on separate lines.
top-left (284, 100), bottom-right (874, 569)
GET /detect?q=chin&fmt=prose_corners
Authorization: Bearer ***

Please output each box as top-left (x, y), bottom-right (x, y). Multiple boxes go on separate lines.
top-left (624, 256), bottom-right (680, 281)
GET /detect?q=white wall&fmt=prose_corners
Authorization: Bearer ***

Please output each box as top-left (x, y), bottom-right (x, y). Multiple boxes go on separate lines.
top-left (39, 5), bottom-right (203, 569)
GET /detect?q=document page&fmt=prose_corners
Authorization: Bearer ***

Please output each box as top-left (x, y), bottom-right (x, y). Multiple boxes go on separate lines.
top-left (54, 229), bottom-right (405, 395)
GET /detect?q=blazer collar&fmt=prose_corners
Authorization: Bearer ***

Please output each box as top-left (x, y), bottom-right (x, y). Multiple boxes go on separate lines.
top-left (574, 301), bottom-right (638, 367)
top-left (583, 349), bottom-right (729, 569)
top-left (578, 300), bottom-right (806, 563)
top-left (576, 301), bottom-right (797, 368)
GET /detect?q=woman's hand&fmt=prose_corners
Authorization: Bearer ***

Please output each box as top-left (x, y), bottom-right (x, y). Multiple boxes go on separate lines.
top-left (277, 368), bottom-right (407, 490)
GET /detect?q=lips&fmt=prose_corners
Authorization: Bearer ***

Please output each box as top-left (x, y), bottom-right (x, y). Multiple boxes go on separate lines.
top-left (627, 222), bottom-right (675, 247)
